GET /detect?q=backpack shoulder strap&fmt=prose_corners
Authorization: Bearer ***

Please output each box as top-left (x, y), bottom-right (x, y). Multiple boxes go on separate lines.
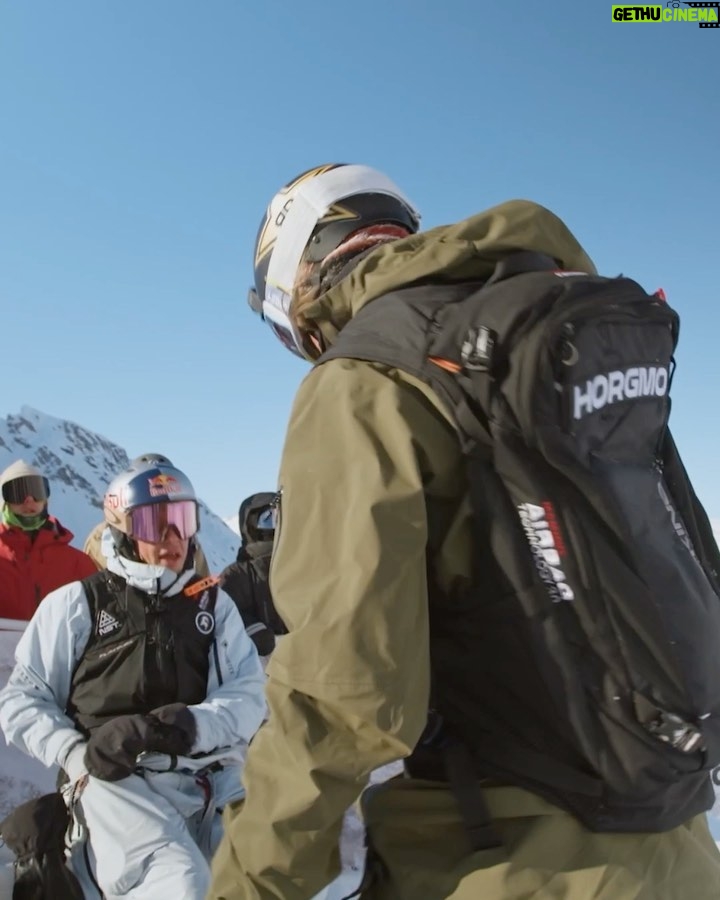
top-left (317, 281), bottom-right (494, 450)
top-left (317, 253), bottom-right (566, 450)
top-left (317, 283), bottom-right (453, 378)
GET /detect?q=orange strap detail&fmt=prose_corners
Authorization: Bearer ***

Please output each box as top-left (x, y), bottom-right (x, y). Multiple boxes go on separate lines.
top-left (183, 575), bottom-right (220, 598)
top-left (428, 356), bottom-right (462, 374)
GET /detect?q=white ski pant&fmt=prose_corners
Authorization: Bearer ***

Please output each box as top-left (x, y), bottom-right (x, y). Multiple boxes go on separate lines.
top-left (70, 766), bottom-right (242, 900)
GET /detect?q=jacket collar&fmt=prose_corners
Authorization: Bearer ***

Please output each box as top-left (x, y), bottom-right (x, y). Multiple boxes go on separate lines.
top-left (305, 199), bottom-right (597, 352)
top-left (0, 515), bottom-right (72, 546)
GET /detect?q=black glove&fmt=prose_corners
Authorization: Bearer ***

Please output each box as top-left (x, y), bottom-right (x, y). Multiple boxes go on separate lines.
top-left (85, 707), bottom-right (196, 782)
top-left (149, 702), bottom-right (197, 748)
top-left (248, 623), bottom-right (276, 656)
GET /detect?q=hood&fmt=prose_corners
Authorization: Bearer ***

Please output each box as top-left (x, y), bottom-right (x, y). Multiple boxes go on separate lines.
top-left (304, 199), bottom-right (597, 349)
top-left (239, 492), bottom-right (277, 546)
top-left (102, 526), bottom-right (196, 597)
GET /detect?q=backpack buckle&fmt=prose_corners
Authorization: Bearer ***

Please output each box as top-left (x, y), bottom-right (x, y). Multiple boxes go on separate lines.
top-left (461, 326), bottom-right (496, 372)
top-left (647, 710), bottom-right (706, 753)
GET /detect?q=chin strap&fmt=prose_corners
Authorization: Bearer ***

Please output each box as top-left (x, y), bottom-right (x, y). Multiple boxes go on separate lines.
top-left (182, 537), bottom-right (197, 573)
top-left (109, 526), bottom-right (142, 563)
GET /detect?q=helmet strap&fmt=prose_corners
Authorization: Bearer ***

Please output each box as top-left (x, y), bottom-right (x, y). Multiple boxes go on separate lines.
top-left (110, 526), bottom-right (143, 563)
top-left (183, 537), bottom-right (196, 573)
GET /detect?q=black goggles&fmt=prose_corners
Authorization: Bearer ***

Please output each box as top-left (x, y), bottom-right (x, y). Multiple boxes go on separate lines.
top-left (255, 506), bottom-right (277, 531)
top-left (2, 475), bottom-right (50, 504)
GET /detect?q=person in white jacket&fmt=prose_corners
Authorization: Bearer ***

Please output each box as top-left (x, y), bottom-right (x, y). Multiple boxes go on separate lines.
top-left (0, 454), bottom-right (266, 900)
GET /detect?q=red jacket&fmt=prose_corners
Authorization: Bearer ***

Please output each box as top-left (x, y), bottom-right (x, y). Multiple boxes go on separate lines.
top-left (0, 517), bottom-right (98, 622)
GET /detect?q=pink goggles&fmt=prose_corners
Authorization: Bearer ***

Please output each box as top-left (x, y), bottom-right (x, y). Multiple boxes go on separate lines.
top-left (128, 500), bottom-right (199, 543)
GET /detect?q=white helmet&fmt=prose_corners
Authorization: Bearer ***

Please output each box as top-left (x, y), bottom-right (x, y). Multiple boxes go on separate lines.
top-left (248, 163), bottom-right (420, 358)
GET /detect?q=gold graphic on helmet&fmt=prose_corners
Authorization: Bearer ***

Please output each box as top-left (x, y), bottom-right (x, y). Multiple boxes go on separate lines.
top-left (255, 164), bottom-right (356, 266)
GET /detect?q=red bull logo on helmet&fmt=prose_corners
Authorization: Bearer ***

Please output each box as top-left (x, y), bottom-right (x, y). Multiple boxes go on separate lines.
top-left (148, 474), bottom-right (182, 497)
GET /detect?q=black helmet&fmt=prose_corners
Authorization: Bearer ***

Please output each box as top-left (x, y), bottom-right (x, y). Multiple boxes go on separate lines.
top-left (248, 163), bottom-right (420, 358)
top-left (238, 491), bottom-right (277, 545)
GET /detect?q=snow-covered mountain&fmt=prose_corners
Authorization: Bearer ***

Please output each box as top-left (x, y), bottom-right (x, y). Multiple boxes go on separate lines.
top-left (224, 514), bottom-right (241, 536)
top-left (0, 406), bottom-right (240, 573)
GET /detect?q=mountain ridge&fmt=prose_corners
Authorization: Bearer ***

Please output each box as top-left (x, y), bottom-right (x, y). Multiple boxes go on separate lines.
top-left (0, 406), bottom-right (239, 573)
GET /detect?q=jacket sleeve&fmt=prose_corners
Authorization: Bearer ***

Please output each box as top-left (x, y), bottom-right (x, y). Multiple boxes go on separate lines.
top-left (209, 359), bottom-right (452, 900)
top-left (188, 590), bottom-right (267, 754)
top-left (220, 563), bottom-right (257, 621)
top-left (0, 581), bottom-right (91, 769)
top-left (221, 563), bottom-right (277, 654)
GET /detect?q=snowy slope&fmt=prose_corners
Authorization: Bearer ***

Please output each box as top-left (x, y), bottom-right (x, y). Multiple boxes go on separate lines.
top-left (0, 406), bottom-right (240, 573)
top-left (224, 514), bottom-right (241, 536)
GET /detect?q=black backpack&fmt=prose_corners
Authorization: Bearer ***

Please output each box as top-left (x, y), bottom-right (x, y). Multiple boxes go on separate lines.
top-left (319, 251), bottom-right (720, 834)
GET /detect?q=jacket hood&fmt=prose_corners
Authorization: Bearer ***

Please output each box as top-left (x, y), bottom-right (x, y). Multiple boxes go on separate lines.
top-left (102, 526), bottom-right (195, 596)
top-left (239, 492), bottom-right (277, 546)
top-left (303, 199), bottom-right (597, 349)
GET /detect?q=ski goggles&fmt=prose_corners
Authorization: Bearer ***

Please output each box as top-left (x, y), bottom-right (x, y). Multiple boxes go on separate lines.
top-left (248, 284), bottom-right (309, 359)
top-left (127, 500), bottom-right (199, 543)
top-left (2, 475), bottom-right (50, 504)
top-left (256, 506), bottom-right (276, 531)
top-left (264, 299), bottom-right (307, 358)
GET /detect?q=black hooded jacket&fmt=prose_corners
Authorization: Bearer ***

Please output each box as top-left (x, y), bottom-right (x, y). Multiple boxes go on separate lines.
top-left (220, 492), bottom-right (286, 655)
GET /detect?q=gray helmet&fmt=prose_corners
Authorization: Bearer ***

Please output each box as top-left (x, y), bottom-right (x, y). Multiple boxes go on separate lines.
top-left (130, 453), bottom-right (173, 468)
top-left (103, 455), bottom-right (196, 537)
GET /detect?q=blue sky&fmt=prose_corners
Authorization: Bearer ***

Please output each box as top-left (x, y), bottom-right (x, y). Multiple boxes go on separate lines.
top-left (1, 0), bottom-right (718, 521)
